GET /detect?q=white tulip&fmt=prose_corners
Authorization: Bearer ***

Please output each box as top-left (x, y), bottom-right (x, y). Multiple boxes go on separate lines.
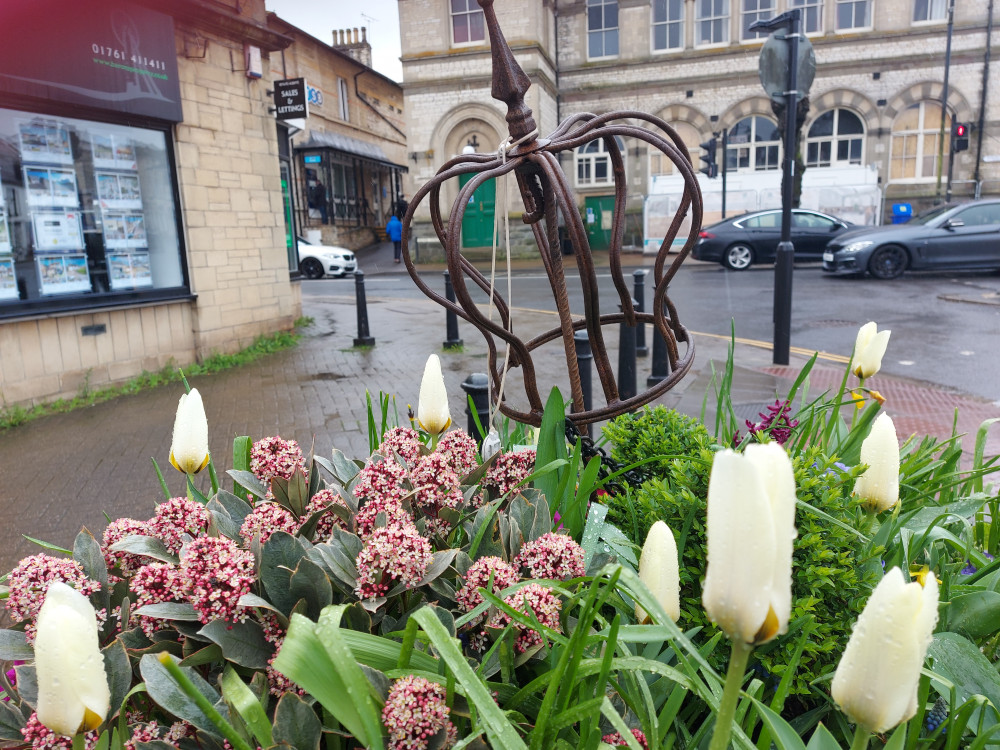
top-left (853, 322), bottom-right (891, 379)
top-left (636, 521), bottom-right (680, 623)
top-left (34, 582), bottom-right (111, 736)
top-left (702, 443), bottom-right (797, 645)
top-left (832, 567), bottom-right (939, 733)
top-left (169, 388), bottom-right (210, 474)
top-left (854, 413), bottom-right (900, 512)
top-left (417, 354), bottom-right (451, 435)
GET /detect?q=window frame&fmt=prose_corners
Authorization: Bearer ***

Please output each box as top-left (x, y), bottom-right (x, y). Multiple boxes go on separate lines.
top-left (912, 0), bottom-right (946, 24)
top-left (336, 77), bottom-right (350, 122)
top-left (741, 0), bottom-right (776, 41)
top-left (805, 108), bottom-right (865, 168)
top-left (695, 0), bottom-right (731, 47)
top-left (791, 0), bottom-right (824, 34)
top-left (835, 0), bottom-right (872, 31)
top-left (652, 0), bottom-right (685, 53)
top-left (725, 116), bottom-right (782, 173)
top-left (575, 136), bottom-right (626, 188)
top-left (587, 0), bottom-right (620, 60)
top-left (450, 0), bottom-right (486, 46)
top-left (889, 101), bottom-right (951, 184)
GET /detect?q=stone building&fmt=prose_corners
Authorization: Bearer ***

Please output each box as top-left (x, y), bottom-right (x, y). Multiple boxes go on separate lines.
top-left (0, 0), bottom-right (301, 406)
top-left (266, 17), bottom-right (408, 252)
top-left (399, 0), bottom-right (997, 251)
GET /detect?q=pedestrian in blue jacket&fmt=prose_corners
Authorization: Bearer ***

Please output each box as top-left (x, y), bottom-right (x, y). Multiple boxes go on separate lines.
top-left (386, 215), bottom-right (403, 263)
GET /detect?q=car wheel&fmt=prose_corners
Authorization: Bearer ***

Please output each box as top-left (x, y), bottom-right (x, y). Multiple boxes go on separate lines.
top-left (299, 258), bottom-right (324, 279)
top-left (723, 243), bottom-right (754, 270)
top-left (867, 245), bottom-right (908, 280)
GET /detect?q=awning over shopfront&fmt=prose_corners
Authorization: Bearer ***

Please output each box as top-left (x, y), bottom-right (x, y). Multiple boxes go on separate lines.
top-left (294, 131), bottom-right (407, 173)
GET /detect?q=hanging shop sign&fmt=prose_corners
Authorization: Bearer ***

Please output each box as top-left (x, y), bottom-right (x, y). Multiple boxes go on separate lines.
top-left (273, 78), bottom-right (309, 121)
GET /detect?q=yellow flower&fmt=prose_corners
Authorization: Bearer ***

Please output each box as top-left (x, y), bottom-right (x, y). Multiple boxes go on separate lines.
top-left (832, 567), bottom-right (938, 733)
top-left (869, 390), bottom-right (886, 405)
top-left (851, 389), bottom-right (865, 410)
top-left (909, 564), bottom-right (942, 587)
top-left (852, 321), bottom-right (891, 379)
top-left (34, 582), bottom-right (111, 736)
top-left (854, 413), bottom-right (900, 512)
top-left (702, 443), bottom-right (797, 645)
top-left (169, 388), bottom-right (210, 474)
top-left (636, 521), bottom-right (680, 624)
top-left (417, 354), bottom-right (452, 435)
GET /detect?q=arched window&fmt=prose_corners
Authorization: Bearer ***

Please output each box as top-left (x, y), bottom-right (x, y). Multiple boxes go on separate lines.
top-left (890, 101), bottom-right (950, 181)
top-left (649, 122), bottom-right (700, 178)
top-left (806, 109), bottom-right (864, 167)
top-left (576, 136), bottom-right (626, 187)
top-left (725, 116), bottom-right (781, 172)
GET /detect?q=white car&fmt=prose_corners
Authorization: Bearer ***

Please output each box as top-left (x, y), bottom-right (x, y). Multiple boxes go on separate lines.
top-left (297, 236), bottom-right (357, 279)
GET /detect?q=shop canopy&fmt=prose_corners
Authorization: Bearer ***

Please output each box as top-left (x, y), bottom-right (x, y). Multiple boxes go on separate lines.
top-left (294, 131), bottom-right (407, 172)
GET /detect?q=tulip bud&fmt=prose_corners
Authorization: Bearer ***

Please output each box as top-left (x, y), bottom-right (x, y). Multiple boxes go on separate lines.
top-left (34, 582), bottom-right (110, 736)
top-left (169, 388), bottom-right (210, 474)
top-left (854, 413), bottom-right (899, 512)
top-left (702, 443), bottom-right (797, 645)
top-left (832, 566), bottom-right (938, 734)
top-left (417, 354), bottom-right (451, 436)
top-left (636, 521), bottom-right (680, 624)
top-left (852, 322), bottom-right (891, 379)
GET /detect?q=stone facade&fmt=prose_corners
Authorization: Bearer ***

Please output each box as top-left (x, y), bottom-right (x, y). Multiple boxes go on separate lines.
top-left (399, 0), bottom-right (998, 241)
top-left (0, 0), bottom-right (301, 407)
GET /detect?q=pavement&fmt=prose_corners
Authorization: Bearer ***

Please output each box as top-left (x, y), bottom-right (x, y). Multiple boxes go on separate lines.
top-left (1, 239), bottom-right (998, 574)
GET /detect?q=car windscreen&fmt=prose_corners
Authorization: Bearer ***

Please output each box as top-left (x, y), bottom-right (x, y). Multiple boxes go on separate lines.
top-left (909, 204), bottom-right (955, 226)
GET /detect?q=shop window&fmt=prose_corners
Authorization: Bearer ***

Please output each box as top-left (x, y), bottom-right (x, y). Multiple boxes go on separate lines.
top-left (836, 0), bottom-right (871, 29)
top-left (725, 116), bottom-right (781, 172)
top-left (587, 0), bottom-right (619, 59)
top-left (451, 0), bottom-right (485, 45)
top-left (792, 0), bottom-right (824, 33)
top-left (576, 136), bottom-right (625, 188)
top-left (652, 0), bottom-right (684, 51)
top-left (649, 122), bottom-right (700, 178)
top-left (696, 0), bottom-right (730, 46)
top-left (913, 0), bottom-right (945, 22)
top-left (0, 107), bottom-right (184, 315)
top-left (805, 109), bottom-right (865, 167)
top-left (890, 101), bottom-right (949, 182)
top-left (742, 0), bottom-right (775, 39)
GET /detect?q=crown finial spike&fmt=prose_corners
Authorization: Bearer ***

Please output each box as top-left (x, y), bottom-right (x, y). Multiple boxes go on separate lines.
top-left (478, 0), bottom-right (537, 142)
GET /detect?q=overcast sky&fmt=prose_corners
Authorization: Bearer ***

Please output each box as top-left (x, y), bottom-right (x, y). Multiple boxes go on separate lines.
top-left (265, 0), bottom-right (404, 82)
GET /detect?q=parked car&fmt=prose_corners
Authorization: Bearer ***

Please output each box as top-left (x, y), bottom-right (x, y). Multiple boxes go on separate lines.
top-left (297, 236), bottom-right (357, 279)
top-left (823, 199), bottom-right (1000, 279)
top-left (693, 208), bottom-right (854, 270)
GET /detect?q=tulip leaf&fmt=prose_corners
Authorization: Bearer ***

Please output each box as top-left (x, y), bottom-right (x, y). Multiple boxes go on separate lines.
top-left (927, 633), bottom-right (1000, 724)
top-left (272, 692), bottom-right (323, 750)
top-left (102, 638), bottom-right (132, 721)
top-left (232, 437), bottom-right (253, 503)
top-left (945, 591), bottom-right (1000, 641)
top-left (804, 723), bottom-right (842, 749)
top-left (260, 532), bottom-right (312, 615)
top-left (220, 665), bottom-right (273, 748)
top-left (0, 630), bottom-right (32, 661)
top-left (109, 535), bottom-right (179, 565)
top-left (0, 699), bottom-right (26, 741)
top-left (901, 496), bottom-right (990, 533)
top-left (533, 387), bottom-right (567, 508)
top-left (198, 619), bottom-right (273, 670)
top-left (138, 653), bottom-right (230, 739)
top-left (748, 697), bottom-right (806, 750)
top-left (21, 535), bottom-right (72, 554)
top-left (133, 603), bottom-right (200, 621)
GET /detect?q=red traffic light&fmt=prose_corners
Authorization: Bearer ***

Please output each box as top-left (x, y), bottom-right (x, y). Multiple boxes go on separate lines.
top-left (954, 123), bottom-right (967, 137)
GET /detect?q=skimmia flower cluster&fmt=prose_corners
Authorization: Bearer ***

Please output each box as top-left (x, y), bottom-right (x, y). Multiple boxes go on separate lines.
top-left (5, 555), bottom-right (101, 642)
top-left (515, 532), bottom-right (586, 580)
top-left (250, 436), bottom-right (305, 482)
top-left (602, 729), bottom-right (650, 749)
top-left (483, 449), bottom-right (536, 497)
top-left (355, 525), bottom-right (433, 599)
top-left (499, 583), bottom-right (563, 653)
top-left (382, 675), bottom-right (457, 750)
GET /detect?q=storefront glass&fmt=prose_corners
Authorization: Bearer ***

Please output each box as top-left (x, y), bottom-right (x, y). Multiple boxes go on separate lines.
top-left (0, 106), bottom-right (185, 315)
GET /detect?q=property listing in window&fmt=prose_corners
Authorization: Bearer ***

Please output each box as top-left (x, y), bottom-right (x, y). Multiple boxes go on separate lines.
top-left (0, 107), bottom-right (183, 307)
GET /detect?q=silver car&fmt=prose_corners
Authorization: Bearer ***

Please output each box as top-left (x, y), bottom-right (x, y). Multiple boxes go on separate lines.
top-left (297, 236), bottom-right (357, 279)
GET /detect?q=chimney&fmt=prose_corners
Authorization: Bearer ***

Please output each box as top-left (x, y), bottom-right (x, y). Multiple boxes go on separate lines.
top-left (332, 26), bottom-right (373, 69)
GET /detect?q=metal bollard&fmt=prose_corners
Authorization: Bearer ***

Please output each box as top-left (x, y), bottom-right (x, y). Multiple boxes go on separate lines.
top-left (352, 270), bottom-right (375, 347)
top-left (574, 331), bottom-right (593, 437)
top-left (633, 269), bottom-right (648, 357)
top-left (647, 301), bottom-right (670, 386)
top-left (442, 270), bottom-right (463, 350)
top-left (617, 301), bottom-right (637, 401)
top-left (460, 373), bottom-right (491, 442)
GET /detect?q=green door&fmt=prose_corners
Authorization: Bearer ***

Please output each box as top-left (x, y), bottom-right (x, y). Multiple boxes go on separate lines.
top-left (584, 195), bottom-right (615, 251)
top-left (459, 173), bottom-right (496, 248)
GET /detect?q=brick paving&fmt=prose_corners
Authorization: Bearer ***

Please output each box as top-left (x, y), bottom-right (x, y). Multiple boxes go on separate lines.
top-left (1, 252), bottom-right (998, 573)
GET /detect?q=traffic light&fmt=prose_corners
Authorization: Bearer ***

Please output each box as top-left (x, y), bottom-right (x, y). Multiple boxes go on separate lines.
top-left (952, 122), bottom-right (969, 153)
top-left (700, 136), bottom-right (718, 179)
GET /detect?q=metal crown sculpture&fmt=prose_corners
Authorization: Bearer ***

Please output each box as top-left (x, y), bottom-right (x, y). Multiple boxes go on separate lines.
top-left (401, 0), bottom-right (703, 427)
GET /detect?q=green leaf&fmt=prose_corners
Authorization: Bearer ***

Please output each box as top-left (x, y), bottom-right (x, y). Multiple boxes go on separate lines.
top-left (13, 665), bottom-right (36, 708)
top-left (260, 532), bottom-right (311, 615)
top-left (221, 665), bottom-right (273, 748)
top-left (533, 388), bottom-right (567, 508)
top-left (0, 700), bottom-right (26, 741)
top-left (133, 603), bottom-right (200, 621)
top-left (272, 692), bottom-right (323, 750)
top-left (946, 591), bottom-right (1000, 641)
top-left (288, 558), bottom-right (334, 621)
top-left (804, 724), bottom-right (842, 750)
top-left (412, 606), bottom-right (528, 750)
top-left (0, 630), bottom-right (33, 661)
top-left (227, 470), bottom-right (269, 501)
top-left (179, 643), bottom-right (225, 667)
top-left (198, 619), bottom-right (273, 670)
top-left (102, 639), bottom-right (132, 721)
top-left (232, 437), bottom-right (253, 504)
top-left (138, 654), bottom-right (231, 739)
top-left (272, 609), bottom-right (384, 750)
top-left (108, 535), bottom-right (179, 565)
top-left (21, 535), bottom-right (72, 555)
top-left (926, 633), bottom-right (1000, 723)
top-left (74, 528), bottom-right (109, 590)
top-left (749, 697), bottom-right (807, 750)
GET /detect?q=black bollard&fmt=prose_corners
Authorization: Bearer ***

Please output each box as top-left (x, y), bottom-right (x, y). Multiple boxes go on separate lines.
top-left (442, 270), bottom-right (463, 350)
top-left (574, 331), bottom-right (593, 437)
top-left (460, 373), bottom-right (491, 442)
top-left (352, 270), bottom-right (375, 347)
top-left (633, 269), bottom-right (648, 357)
top-left (647, 302), bottom-right (670, 386)
top-left (618, 301), bottom-right (637, 401)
